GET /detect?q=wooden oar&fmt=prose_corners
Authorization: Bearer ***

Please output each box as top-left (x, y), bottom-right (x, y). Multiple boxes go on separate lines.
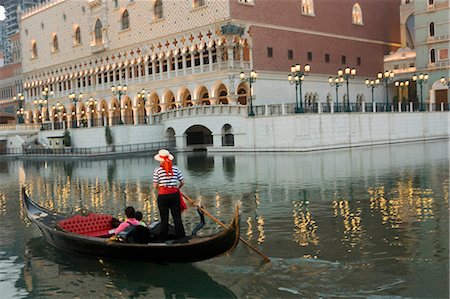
top-left (182, 193), bottom-right (270, 263)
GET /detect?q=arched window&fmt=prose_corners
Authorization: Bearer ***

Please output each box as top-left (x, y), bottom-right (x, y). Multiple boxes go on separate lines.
top-left (31, 41), bottom-right (37, 58)
top-left (113, 0), bottom-right (118, 8)
top-left (122, 10), bottom-right (130, 30)
top-left (352, 3), bottom-right (363, 25)
top-left (430, 48), bottom-right (436, 63)
top-left (154, 0), bottom-right (163, 20)
top-left (428, 0), bottom-right (434, 5)
top-left (94, 19), bottom-right (103, 44)
top-left (429, 22), bottom-right (435, 37)
top-left (74, 26), bottom-right (81, 45)
top-left (301, 0), bottom-right (314, 16)
top-left (52, 34), bottom-right (58, 52)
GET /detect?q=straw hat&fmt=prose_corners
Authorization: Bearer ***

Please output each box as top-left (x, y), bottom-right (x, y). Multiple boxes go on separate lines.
top-left (154, 149), bottom-right (174, 161)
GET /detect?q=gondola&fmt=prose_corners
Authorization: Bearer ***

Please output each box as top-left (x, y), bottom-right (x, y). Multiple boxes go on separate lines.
top-left (22, 188), bottom-right (240, 263)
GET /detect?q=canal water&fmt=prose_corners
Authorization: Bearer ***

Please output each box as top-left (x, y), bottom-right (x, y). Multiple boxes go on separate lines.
top-left (0, 140), bottom-right (448, 298)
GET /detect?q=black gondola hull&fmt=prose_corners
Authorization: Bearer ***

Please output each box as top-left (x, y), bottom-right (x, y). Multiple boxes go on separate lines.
top-left (22, 188), bottom-right (240, 263)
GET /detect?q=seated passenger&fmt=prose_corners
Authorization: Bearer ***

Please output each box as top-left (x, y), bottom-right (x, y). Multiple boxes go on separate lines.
top-left (109, 206), bottom-right (140, 236)
top-left (135, 211), bottom-right (147, 227)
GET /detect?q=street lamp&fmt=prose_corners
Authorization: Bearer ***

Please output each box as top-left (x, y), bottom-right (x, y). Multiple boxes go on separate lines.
top-left (137, 89), bottom-right (150, 124)
top-left (240, 70), bottom-right (257, 116)
top-left (378, 70), bottom-right (395, 112)
top-left (328, 76), bottom-right (344, 112)
top-left (440, 76), bottom-right (450, 87)
top-left (412, 73), bottom-right (428, 111)
top-left (111, 84), bottom-right (128, 101)
top-left (288, 64), bottom-right (310, 113)
top-left (394, 80), bottom-right (409, 105)
top-left (13, 92), bottom-right (25, 123)
top-left (365, 78), bottom-right (380, 107)
top-left (33, 98), bottom-right (48, 128)
top-left (40, 86), bottom-right (54, 121)
top-left (69, 92), bottom-right (83, 127)
top-left (337, 67), bottom-right (356, 112)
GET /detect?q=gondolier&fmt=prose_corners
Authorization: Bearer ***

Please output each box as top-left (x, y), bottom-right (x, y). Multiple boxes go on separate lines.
top-left (153, 149), bottom-right (186, 240)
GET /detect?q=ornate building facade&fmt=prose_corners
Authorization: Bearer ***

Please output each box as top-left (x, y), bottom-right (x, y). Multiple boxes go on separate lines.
top-left (384, 0), bottom-right (449, 107)
top-left (19, 0), bottom-right (401, 129)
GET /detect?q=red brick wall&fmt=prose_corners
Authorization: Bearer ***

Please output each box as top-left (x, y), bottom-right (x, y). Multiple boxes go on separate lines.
top-left (230, 0), bottom-right (401, 76)
top-left (250, 26), bottom-right (392, 77)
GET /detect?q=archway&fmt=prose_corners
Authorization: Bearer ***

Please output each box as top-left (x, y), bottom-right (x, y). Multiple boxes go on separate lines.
top-left (197, 86), bottom-right (210, 105)
top-left (122, 97), bottom-right (133, 124)
top-left (136, 96), bottom-right (146, 124)
top-left (99, 100), bottom-right (108, 126)
top-left (166, 127), bottom-right (176, 147)
top-left (149, 93), bottom-right (161, 113)
top-left (237, 83), bottom-right (248, 105)
top-left (179, 88), bottom-right (192, 107)
top-left (221, 124), bottom-right (234, 146)
top-left (111, 100), bottom-right (121, 125)
top-left (185, 125), bottom-right (213, 147)
top-left (164, 90), bottom-right (176, 110)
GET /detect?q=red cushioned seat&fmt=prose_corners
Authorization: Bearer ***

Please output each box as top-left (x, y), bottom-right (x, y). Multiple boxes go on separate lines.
top-left (58, 213), bottom-right (113, 237)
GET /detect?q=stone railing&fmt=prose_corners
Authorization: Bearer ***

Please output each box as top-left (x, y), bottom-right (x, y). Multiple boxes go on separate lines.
top-left (0, 123), bottom-right (41, 132)
top-left (151, 105), bottom-right (248, 123)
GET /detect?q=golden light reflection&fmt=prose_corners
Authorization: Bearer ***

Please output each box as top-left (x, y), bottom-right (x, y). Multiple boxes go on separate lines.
top-left (256, 216), bottom-right (266, 244)
top-left (332, 198), bottom-right (363, 248)
top-left (292, 200), bottom-right (319, 247)
top-left (0, 192), bottom-right (6, 215)
top-left (368, 177), bottom-right (435, 228)
top-left (246, 216), bottom-right (253, 241)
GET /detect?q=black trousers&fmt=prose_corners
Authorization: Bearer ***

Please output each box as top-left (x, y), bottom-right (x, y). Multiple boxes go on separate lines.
top-left (157, 192), bottom-right (186, 239)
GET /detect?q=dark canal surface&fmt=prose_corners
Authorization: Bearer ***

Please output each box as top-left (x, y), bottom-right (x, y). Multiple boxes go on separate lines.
top-left (0, 140), bottom-right (448, 298)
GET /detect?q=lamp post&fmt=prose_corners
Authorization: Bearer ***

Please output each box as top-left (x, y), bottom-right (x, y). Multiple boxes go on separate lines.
top-left (240, 70), bottom-right (257, 116)
top-left (53, 102), bottom-right (66, 129)
top-left (394, 80), bottom-right (409, 104)
top-left (288, 64), bottom-right (310, 113)
top-left (137, 88), bottom-right (150, 124)
top-left (111, 84), bottom-right (128, 102)
top-left (337, 67), bottom-right (356, 112)
top-left (440, 76), bottom-right (450, 87)
top-left (13, 92), bottom-right (25, 123)
top-left (33, 98), bottom-right (48, 129)
top-left (69, 92), bottom-right (83, 128)
top-left (365, 78), bottom-right (380, 106)
top-left (40, 86), bottom-right (54, 121)
top-left (328, 76), bottom-right (344, 112)
top-left (378, 70), bottom-right (395, 112)
top-left (412, 73), bottom-right (428, 111)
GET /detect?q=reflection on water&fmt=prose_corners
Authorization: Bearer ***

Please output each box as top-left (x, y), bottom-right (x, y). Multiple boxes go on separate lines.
top-left (0, 140), bottom-right (448, 298)
top-left (24, 237), bottom-right (236, 298)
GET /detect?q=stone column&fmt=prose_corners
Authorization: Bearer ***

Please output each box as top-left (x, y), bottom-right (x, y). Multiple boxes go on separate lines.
top-left (133, 107), bottom-right (139, 125)
top-left (175, 134), bottom-right (187, 149)
top-left (108, 109), bottom-right (114, 126)
top-left (174, 56), bottom-right (179, 77)
top-left (182, 52), bottom-right (187, 76)
top-left (160, 102), bottom-right (168, 112)
top-left (208, 47), bottom-right (213, 72)
top-left (212, 133), bottom-right (222, 148)
top-left (152, 59), bottom-right (157, 81)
